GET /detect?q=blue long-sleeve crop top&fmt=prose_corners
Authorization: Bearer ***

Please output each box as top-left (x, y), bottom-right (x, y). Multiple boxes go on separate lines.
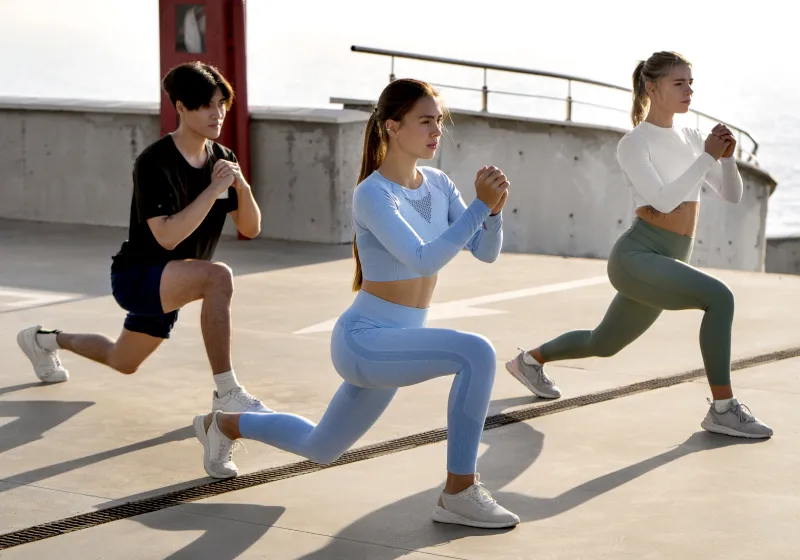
top-left (352, 166), bottom-right (503, 281)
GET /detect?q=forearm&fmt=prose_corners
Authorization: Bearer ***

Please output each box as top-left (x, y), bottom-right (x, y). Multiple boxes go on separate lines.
top-left (150, 187), bottom-right (219, 250)
top-left (709, 157), bottom-right (744, 203)
top-left (468, 213), bottom-right (503, 262)
top-left (234, 181), bottom-right (261, 237)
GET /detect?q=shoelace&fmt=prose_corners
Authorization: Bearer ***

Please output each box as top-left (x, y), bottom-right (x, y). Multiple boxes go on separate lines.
top-left (218, 436), bottom-right (247, 462)
top-left (468, 475), bottom-right (497, 506)
top-left (730, 402), bottom-right (755, 423)
top-left (517, 348), bottom-right (554, 387)
top-left (47, 352), bottom-right (62, 370)
top-left (234, 390), bottom-right (263, 408)
top-left (706, 398), bottom-right (755, 424)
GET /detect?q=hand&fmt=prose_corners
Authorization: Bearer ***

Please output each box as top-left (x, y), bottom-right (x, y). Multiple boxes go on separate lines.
top-left (704, 128), bottom-right (731, 161)
top-left (474, 165), bottom-right (510, 210)
top-left (491, 189), bottom-right (509, 215)
top-left (712, 123), bottom-right (737, 159)
top-left (209, 166), bottom-right (235, 196)
top-left (213, 159), bottom-right (246, 189)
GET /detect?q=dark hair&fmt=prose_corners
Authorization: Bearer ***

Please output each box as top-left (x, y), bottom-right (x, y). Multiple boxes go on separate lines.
top-left (162, 61), bottom-right (235, 111)
top-left (631, 51), bottom-right (691, 126)
top-left (351, 78), bottom-right (445, 292)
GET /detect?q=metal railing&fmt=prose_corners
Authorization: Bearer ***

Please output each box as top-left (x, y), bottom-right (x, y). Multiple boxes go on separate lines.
top-left (351, 45), bottom-right (759, 164)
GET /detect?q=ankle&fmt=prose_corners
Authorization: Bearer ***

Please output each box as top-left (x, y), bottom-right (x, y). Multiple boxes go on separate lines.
top-left (216, 412), bottom-right (241, 440)
top-left (445, 473), bottom-right (475, 495)
top-left (524, 348), bottom-right (545, 365)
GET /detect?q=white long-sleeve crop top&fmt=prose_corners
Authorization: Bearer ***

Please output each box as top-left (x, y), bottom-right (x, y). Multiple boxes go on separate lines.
top-left (616, 121), bottom-right (743, 214)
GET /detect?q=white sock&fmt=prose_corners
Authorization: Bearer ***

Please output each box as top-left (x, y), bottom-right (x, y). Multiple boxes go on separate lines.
top-left (214, 370), bottom-right (241, 397)
top-left (714, 397), bottom-right (736, 413)
top-left (522, 351), bottom-right (541, 366)
top-left (36, 329), bottom-right (61, 352)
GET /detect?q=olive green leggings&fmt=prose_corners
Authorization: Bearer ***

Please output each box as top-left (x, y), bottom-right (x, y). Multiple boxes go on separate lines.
top-left (540, 218), bottom-right (734, 386)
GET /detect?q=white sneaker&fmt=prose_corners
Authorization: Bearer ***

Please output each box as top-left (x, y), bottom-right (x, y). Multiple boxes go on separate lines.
top-left (506, 349), bottom-right (561, 399)
top-left (17, 325), bottom-right (69, 383)
top-left (193, 411), bottom-right (239, 479)
top-left (212, 386), bottom-right (273, 414)
top-left (432, 474), bottom-right (519, 529)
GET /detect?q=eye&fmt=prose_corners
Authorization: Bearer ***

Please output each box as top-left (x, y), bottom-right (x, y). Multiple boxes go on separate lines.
top-left (421, 120), bottom-right (430, 124)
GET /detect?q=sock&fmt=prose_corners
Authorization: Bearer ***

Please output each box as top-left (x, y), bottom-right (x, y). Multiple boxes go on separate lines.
top-left (714, 397), bottom-right (736, 413)
top-left (522, 351), bottom-right (541, 366)
top-left (214, 370), bottom-right (241, 397)
top-left (36, 329), bottom-right (62, 352)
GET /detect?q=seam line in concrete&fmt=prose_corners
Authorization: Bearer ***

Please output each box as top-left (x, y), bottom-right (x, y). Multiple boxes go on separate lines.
top-left (1, 344), bottom-right (797, 551)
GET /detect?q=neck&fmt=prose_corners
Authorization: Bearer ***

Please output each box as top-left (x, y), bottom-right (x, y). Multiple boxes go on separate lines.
top-left (171, 124), bottom-right (208, 158)
top-left (378, 146), bottom-right (420, 189)
top-left (644, 106), bottom-right (675, 128)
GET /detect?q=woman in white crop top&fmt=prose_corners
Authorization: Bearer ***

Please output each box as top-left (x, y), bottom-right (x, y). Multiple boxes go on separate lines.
top-left (506, 51), bottom-right (772, 439)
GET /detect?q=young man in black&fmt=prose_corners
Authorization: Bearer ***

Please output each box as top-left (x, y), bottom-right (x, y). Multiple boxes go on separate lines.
top-left (17, 62), bottom-right (271, 414)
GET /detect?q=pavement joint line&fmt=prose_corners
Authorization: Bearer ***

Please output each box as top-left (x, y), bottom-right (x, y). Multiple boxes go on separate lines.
top-left (1, 344), bottom-right (797, 550)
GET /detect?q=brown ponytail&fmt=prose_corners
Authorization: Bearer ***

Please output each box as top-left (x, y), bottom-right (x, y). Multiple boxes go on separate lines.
top-left (351, 78), bottom-right (444, 292)
top-left (630, 51), bottom-right (692, 127)
top-left (351, 110), bottom-right (386, 291)
top-left (631, 61), bottom-right (648, 127)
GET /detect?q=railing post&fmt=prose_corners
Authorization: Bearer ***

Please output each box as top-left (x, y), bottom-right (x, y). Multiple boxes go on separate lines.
top-left (737, 130), bottom-right (743, 160)
top-left (566, 80), bottom-right (572, 121)
top-left (389, 56), bottom-right (395, 82)
top-left (481, 68), bottom-right (488, 112)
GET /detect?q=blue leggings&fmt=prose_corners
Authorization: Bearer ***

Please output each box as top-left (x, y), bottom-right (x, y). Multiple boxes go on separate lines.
top-left (238, 290), bottom-right (496, 474)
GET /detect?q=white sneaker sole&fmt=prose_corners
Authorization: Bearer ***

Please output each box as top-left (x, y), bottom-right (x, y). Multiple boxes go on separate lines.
top-left (432, 506), bottom-right (519, 529)
top-left (505, 359), bottom-right (559, 399)
top-left (193, 415), bottom-right (238, 479)
top-left (16, 327), bottom-right (68, 383)
top-left (700, 419), bottom-right (773, 439)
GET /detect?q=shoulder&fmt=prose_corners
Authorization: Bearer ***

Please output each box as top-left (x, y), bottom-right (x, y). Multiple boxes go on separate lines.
top-left (353, 172), bottom-right (396, 207)
top-left (419, 166), bottom-right (456, 195)
top-left (133, 135), bottom-right (175, 173)
top-left (616, 125), bottom-right (652, 158)
top-left (209, 140), bottom-right (237, 161)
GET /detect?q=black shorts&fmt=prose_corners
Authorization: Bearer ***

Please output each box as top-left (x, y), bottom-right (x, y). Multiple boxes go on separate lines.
top-left (110, 263), bottom-right (178, 339)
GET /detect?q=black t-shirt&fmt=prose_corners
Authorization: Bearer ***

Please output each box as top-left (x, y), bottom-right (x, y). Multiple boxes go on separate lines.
top-left (111, 135), bottom-right (239, 272)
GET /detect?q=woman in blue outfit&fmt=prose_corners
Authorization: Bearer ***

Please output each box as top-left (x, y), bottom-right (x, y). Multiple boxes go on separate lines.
top-left (193, 78), bottom-right (519, 529)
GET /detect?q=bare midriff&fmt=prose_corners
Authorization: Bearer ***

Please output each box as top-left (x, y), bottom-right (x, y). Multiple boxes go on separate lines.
top-left (635, 201), bottom-right (700, 237)
top-left (361, 276), bottom-right (438, 309)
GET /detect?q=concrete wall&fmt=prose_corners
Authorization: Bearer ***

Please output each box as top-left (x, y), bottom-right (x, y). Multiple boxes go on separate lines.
top-left (248, 108), bottom-right (367, 243)
top-left (338, 98), bottom-right (778, 272)
top-left (0, 96), bottom-right (779, 272)
top-left (0, 99), bottom-right (367, 242)
top-left (0, 100), bottom-right (160, 228)
top-left (766, 237), bottom-right (800, 275)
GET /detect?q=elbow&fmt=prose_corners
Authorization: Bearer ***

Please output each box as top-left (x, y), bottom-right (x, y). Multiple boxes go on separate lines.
top-left (651, 201), bottom-right (677, 214)
top-left (241, 225), bottom-right (261, 239)
top-left (412, 263), bottom-right (440, 277)
top-left (155, 236), bottom-right (178, 251)
top-left (475, 251), bottom-right (500, 264)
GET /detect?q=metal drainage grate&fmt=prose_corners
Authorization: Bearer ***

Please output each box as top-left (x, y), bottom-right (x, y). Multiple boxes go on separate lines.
top-left (1, 345), bottom-right (797, 550)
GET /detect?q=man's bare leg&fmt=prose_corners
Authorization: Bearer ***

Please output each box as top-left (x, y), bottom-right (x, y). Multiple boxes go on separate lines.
top-left (159, 260), bottom-right (233, 374)
top-left (48, 259), bottom-right (232, 375)
top-left (57, 329), bottom-right (163, 374)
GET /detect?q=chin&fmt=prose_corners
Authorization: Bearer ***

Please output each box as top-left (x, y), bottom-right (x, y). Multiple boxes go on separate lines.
top-left (676, 104), bottom-right (691, 114)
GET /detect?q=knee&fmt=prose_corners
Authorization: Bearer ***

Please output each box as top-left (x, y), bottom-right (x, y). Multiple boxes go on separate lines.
top-left (594, 345), bottom-right (623, 358)
top-left (708, 281), bottom-right (735, 315)
top-left (207, 262), bottom-right (234, 298)
top-left (307, 447), bottom-right (343, 466)
top-left (462, 333), bottom-right (497, 374)
top-left (112, 361), bottom-right (140, 375)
